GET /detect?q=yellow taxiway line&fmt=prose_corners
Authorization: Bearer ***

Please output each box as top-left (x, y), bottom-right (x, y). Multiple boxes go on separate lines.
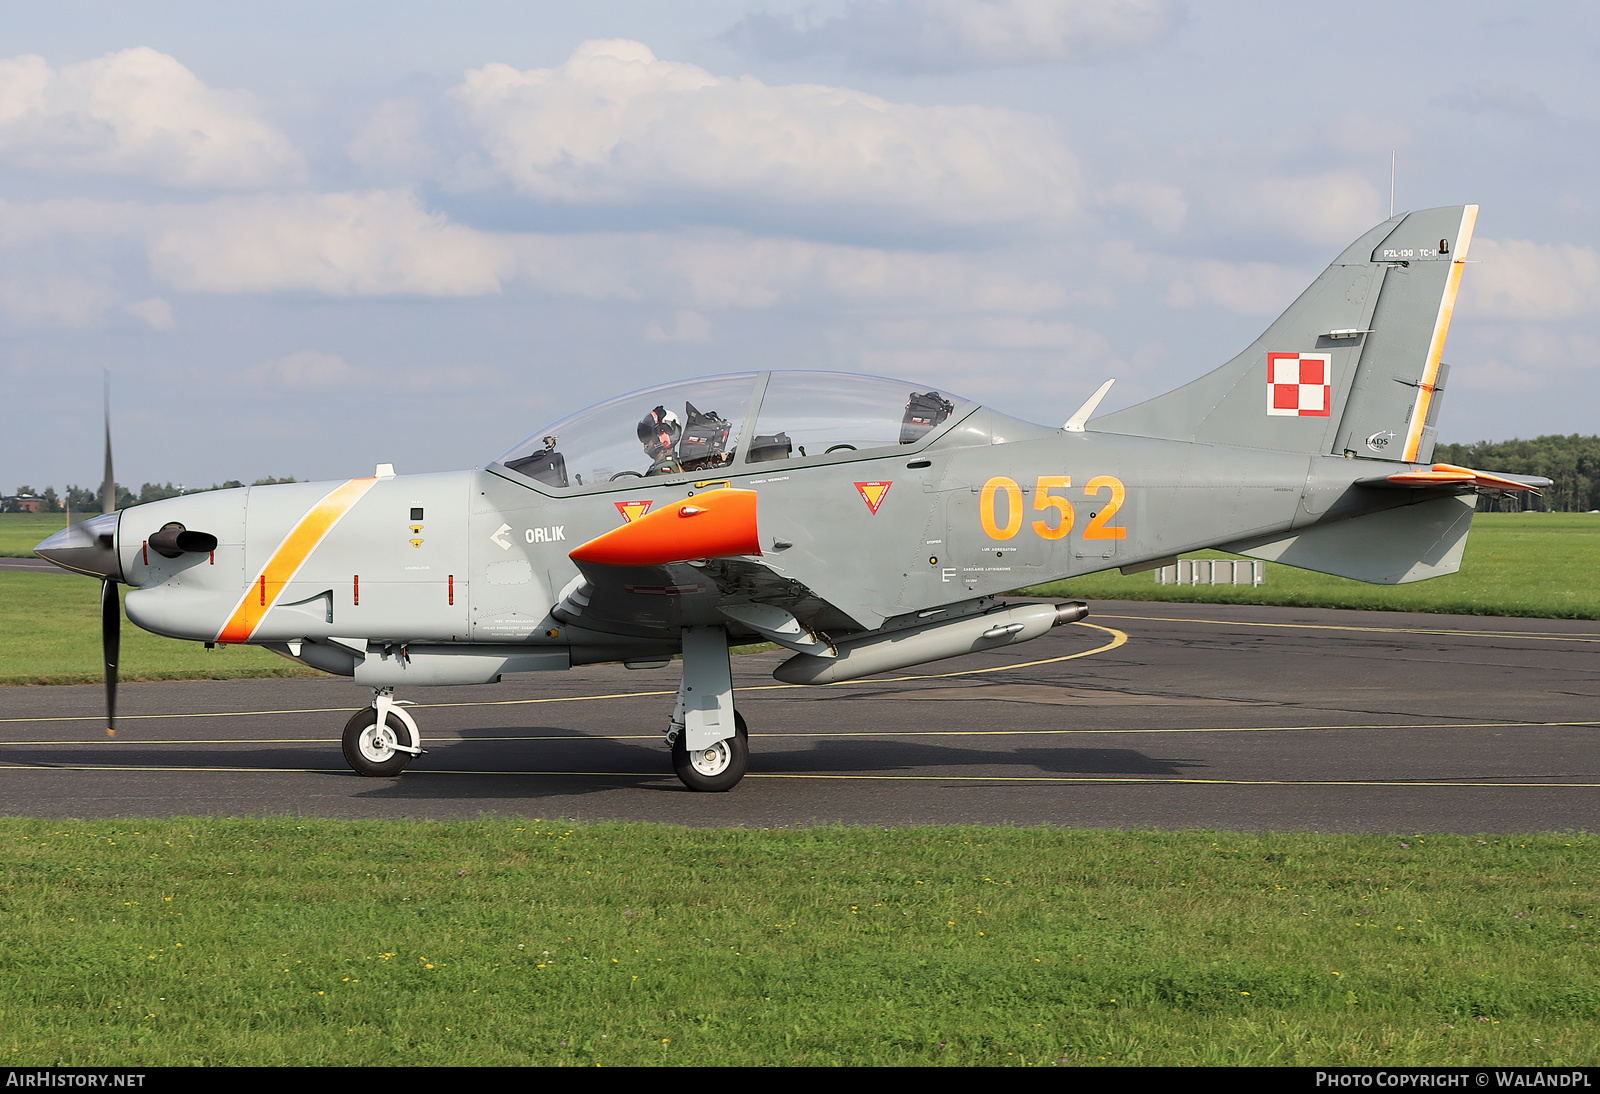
top-left (1096, 612), bottom-right (1600, 643)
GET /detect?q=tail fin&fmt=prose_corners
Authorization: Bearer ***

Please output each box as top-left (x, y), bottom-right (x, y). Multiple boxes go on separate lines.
top-left (1095, 205), bottom-right (1478, 464)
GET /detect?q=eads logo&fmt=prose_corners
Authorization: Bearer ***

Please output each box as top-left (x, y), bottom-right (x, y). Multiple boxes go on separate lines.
top-left (854, 482), bottom-right (891, 514)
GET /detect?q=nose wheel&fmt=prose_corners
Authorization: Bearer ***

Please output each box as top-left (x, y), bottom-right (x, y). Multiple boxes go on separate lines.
top-left (341, 689), bottom-right (422, 777)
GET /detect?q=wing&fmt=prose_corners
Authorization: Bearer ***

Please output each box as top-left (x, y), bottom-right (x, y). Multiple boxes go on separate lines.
top-left (556, 555), bottom-right (858, 654)
top-left (556, 488), bottom-right (860, 654)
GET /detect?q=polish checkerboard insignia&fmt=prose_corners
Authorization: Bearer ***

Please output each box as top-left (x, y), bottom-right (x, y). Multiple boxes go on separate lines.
top-left (1266, 352), bottom-right (1331, 417)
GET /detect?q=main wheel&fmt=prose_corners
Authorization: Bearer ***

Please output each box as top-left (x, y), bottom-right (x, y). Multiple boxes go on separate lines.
top-left (671, 712), bottom-right (749, 792)
top-left (341, 708), bottom-right (415, 777)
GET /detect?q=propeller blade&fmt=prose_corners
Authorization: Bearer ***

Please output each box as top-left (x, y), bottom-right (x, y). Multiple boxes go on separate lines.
top-left (101, 577), bottom-right (119, 737)
top-left (102, 369), bottom-right (115, 516)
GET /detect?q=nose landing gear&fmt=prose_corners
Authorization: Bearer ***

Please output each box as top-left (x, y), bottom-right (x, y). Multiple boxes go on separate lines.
top-left (341, 688), bottom-right (423, 777)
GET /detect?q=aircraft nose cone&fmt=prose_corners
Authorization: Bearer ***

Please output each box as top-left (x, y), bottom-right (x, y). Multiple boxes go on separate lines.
top-left (35, 512), bottom-right (124, 582)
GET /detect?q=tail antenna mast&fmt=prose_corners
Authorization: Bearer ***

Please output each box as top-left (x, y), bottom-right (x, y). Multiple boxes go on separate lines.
top-left (1389, 150), bottom-right (1396, 219)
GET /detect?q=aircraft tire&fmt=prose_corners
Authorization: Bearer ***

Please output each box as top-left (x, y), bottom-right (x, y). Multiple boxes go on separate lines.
top-left (341, 708), bottom-right (415, 777)
top-left (671, 712), bottom-right (748, 792)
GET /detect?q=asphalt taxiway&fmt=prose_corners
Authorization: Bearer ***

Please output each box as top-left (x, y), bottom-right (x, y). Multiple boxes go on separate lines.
top-left (1, 600), bottom-right (1596, 832)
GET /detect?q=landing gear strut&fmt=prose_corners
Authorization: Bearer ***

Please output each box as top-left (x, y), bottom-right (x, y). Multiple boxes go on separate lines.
top-left (667, 626), bottom-right (748, 791)
top-left (341, 688), bottom-right (423, 777)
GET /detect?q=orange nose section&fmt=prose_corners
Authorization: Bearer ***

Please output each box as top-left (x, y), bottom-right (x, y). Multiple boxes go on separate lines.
top-left (569, 488), bottom-right (761, 567)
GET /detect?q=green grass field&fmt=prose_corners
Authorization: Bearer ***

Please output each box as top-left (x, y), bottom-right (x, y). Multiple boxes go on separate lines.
top-left (1, 511), bottom-right (80, 556)
top-left (2, 511), bottom-right (1596, 686)
top-left (1, 819), bottom-right (1593, 1066)
top-left (0, 573), bottom-right (319, 686)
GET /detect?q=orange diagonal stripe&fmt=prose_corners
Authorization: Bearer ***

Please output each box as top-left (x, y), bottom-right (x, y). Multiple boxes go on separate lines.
top-left (216, 477), bottom-right (379, 644)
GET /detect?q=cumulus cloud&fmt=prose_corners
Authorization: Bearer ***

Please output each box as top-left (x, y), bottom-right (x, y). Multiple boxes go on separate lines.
top-left (2, 187), bottom-right (1079, 314)
top-left (856, 315), bottom-right (1128, 403)
top-left (1169, 260), bottom-right (1310, 316)
top-left (1500, 328), bottom-right (1600, 375)
top-left (147, 189), bottom-right (514, 296)
top-left (870, 314), bottom-right (1111, 351)
top-left (124, 297), bottom-right (173, 329)
top-left (1449, 328), bottom-right (1600, 393)
top-left (1433, 80), bottom-right (1550, 118)
top-left (0, 48), bottom-right (303, 187)
top-left (252, 349), bottom-right (364, 391)
top-left (511, 227), bottom-right (1075, 313)
top-left (243, 351), bottom-right (504, 395)
top-left (0, 275), bottom-right (119, 327)
top-left (0, 197), bottom-right (146, 246)
top-left (1098, 180), bottom-right (1187, 233)
top-left (645, 309), bottom-right (713, 343)
top-left (722, 0), bottom-right (1180, 72)
top-left (1217, 171), bottom-right (1384, 247)
top-left (452, 39), bottom-right (1082, 232)
top-left (1461, 238), bottom-right (1600, 320)
top-left (348, 99), bottom-right (434, 171)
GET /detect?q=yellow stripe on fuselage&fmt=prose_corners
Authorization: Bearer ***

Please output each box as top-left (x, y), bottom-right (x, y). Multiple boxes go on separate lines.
top-left (216, 477), bottom-right (378, 644)
top-left (1402, 205), bottom-right (1478, 462)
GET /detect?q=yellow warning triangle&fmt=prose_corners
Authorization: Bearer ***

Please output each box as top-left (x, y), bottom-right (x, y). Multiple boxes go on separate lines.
top-left (854, 481), bottom-right (891, 514)
top-left (615, 500), bottom-right (653, 524)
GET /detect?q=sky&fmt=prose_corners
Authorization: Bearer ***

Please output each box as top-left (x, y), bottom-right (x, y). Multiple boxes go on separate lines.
top-left (1, 1), bottom-right (1596, 492)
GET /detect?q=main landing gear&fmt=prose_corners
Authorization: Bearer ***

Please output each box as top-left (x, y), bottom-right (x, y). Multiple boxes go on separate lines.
top-left (341, 688), bottom-right (424, 777)
top-left (666, 625), bottom-right (749, 792)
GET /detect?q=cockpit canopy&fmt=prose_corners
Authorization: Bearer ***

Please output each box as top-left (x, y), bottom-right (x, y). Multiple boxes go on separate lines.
top-left (495, 372), bottom-right (971, 490)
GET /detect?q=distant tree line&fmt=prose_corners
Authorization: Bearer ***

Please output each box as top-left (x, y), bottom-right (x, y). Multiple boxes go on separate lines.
top-left (1435, 436), bottom-right (1600, 513)
top-left (2, 477), bottom-right (298, 513)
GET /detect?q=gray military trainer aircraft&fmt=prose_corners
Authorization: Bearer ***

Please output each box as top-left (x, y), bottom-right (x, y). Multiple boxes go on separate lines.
top-left (37, 204), bottom-right (1546, 791)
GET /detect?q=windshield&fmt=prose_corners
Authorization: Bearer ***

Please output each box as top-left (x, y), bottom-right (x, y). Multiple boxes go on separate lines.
top-left (496, 374), bottom-right (758, 489)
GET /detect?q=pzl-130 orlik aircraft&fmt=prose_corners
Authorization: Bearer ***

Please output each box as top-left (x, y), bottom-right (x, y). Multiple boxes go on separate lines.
top-left (38, 205), bottom-right (1546, 791)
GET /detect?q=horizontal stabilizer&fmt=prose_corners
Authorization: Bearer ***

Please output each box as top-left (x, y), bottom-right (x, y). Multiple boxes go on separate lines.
top-left (1223, 493), bottom-right (1476, 585)
top-left (1358, 463), bottom-right (1549, 494)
